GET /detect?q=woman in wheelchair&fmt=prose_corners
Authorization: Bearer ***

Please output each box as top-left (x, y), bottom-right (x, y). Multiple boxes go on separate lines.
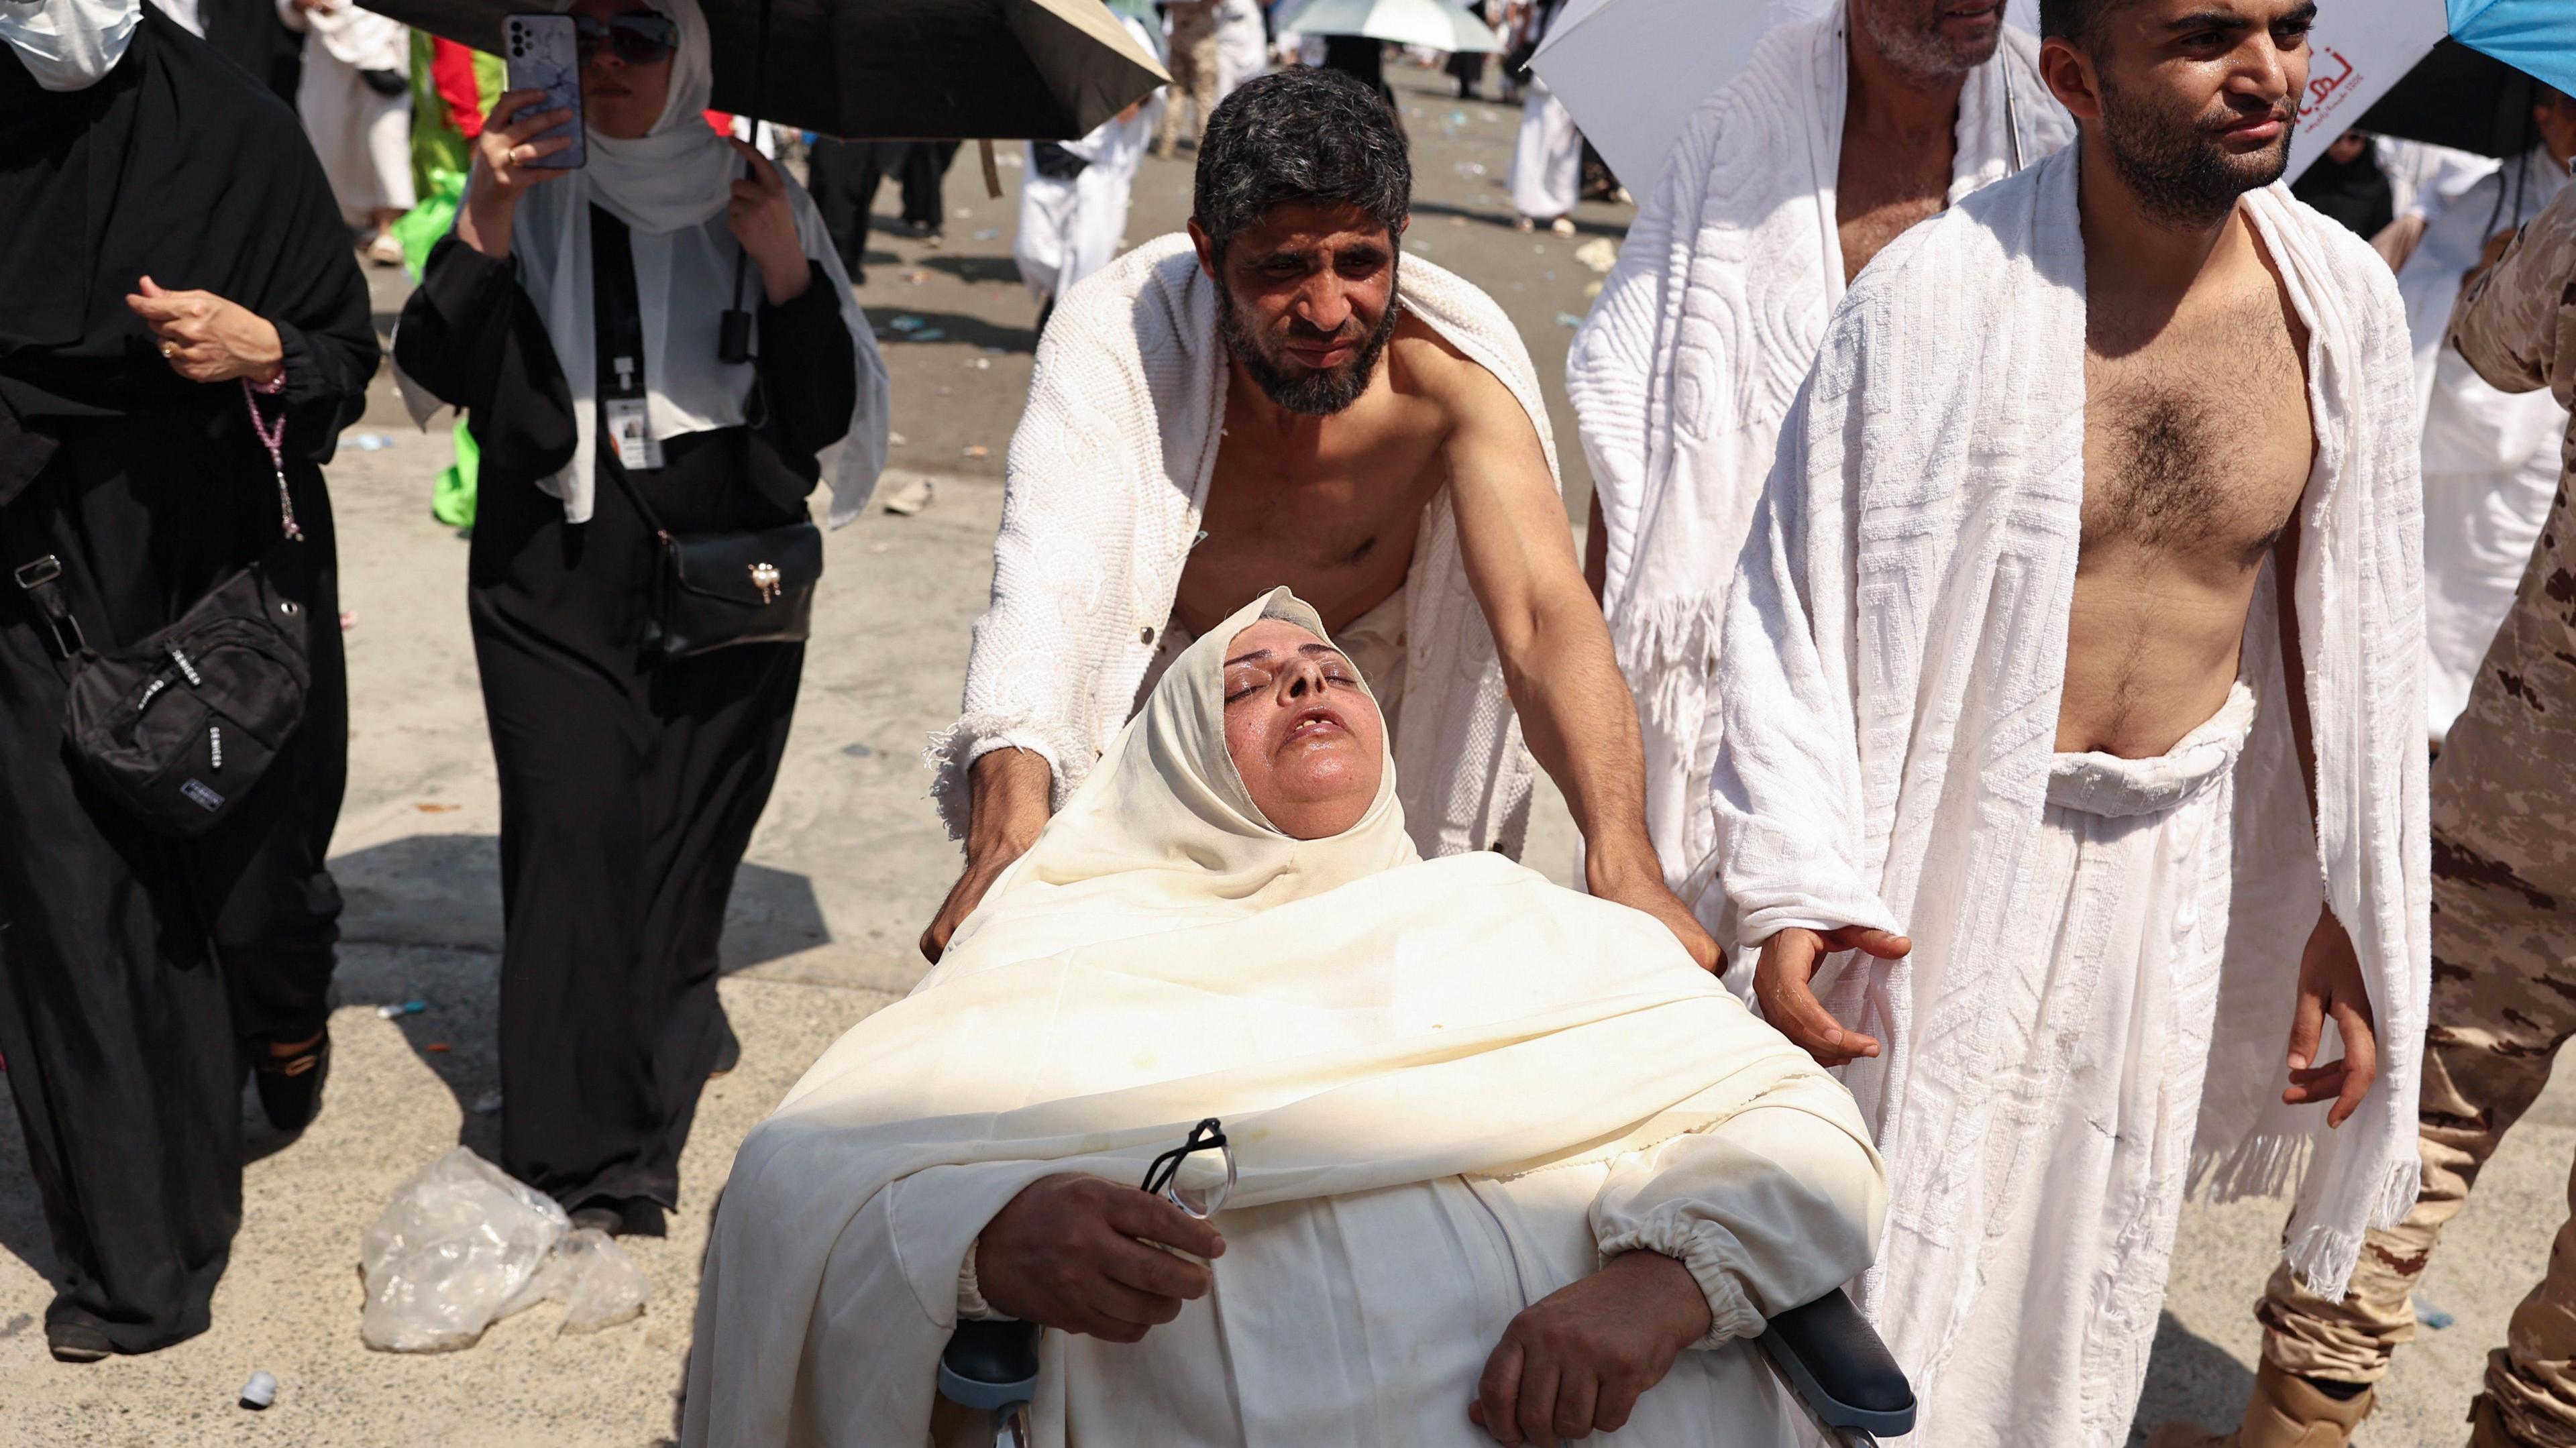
top-left (683, 589), bottom-right (1888, 1447)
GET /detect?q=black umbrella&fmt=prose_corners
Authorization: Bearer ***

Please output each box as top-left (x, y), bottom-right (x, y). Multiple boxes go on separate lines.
top-left (2356, 37), bottom-right (2544, 159)
top-left (366, 0), bottom-right (1168, 355)
top-left (364, 0), bottom-right (1169, 141)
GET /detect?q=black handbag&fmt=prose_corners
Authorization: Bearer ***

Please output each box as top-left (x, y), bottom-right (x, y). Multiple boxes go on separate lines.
top-left (608, 465), bottom-right (822, 659)
top-left (19, 553), bottom-right (312, 839)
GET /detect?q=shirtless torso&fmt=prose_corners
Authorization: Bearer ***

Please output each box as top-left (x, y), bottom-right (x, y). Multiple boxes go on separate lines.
top-left (2061, 206), bottom-right (2313, 757)
top-left (1169, 312), bottom-right (1464, 639)
top-left (1836, 97), bottom-right (1956, 285)
top-left (1833, 3), bottom-right (1991, 285)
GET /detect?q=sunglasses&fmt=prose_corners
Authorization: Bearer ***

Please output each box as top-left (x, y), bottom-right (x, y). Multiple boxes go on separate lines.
top-left (573, 12), bottom-right (677, 65)
top-left (1140, 1118), bottom-right (1235, 1219)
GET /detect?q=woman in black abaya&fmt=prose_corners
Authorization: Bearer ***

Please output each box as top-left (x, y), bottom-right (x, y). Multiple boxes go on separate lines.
top-left (394, 0), bottom-right (885, 1237)
top-left (0, 0), bottom-right (375, 1359)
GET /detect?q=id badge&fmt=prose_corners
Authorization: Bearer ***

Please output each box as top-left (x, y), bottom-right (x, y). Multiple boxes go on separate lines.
top-left (605, 398), bottom-right (663, 471)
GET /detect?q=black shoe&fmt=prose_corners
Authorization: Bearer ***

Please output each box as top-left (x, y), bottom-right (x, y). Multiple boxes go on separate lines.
top-left (618, 1199), bottom-right (667, 1238)
top-left (568, 1195), bottom-right (667, 1238)
top-left (46, 1319), bottom-right (111, 1363)
top-left (253, 1030), bottom-right (331, 1132)
top-left (708, 1027), bottom-right (741, 1080)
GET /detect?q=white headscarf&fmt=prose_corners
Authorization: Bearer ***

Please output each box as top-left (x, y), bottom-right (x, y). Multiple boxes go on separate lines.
top-left (504, 0), bottom-right (888, 524)
top-left (1, 0), bottom-right (141, 90)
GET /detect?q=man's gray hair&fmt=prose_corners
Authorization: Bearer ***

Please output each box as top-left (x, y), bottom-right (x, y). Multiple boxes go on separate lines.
top-left (1192, 67), bottom-right (1411, 259)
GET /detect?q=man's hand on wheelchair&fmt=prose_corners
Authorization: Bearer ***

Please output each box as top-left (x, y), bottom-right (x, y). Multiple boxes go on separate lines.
top-left (1470, 1250), bottom-right (1711, 1445)
top-left (975, 1174), bottom-right (1227, 1343)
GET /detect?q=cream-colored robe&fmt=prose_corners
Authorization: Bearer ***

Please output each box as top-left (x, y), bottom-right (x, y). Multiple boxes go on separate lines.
top-left (688, 590), bottom-right (1886, 1447)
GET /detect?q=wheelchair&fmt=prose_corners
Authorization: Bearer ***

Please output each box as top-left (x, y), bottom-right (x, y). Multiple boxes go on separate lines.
top-left (938, 1121), bottom-right (1915, 1446)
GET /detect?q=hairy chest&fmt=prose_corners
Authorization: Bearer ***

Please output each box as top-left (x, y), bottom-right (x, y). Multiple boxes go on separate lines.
top-left (2079, 291), bottom-right (2314, 568)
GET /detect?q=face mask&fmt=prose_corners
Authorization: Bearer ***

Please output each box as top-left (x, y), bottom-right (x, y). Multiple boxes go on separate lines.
top-left (1, 0), bottom-right (142, 91)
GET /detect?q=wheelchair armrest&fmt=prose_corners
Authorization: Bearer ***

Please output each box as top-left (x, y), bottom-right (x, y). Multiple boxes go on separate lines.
top-left (1755, 1288), bottom-right (1916, 1439)
top-left (938, 1319), bottom-right (1041, 1413)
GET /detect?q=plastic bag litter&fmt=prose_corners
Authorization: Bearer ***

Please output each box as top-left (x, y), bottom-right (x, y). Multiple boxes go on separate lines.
top-left (358, 1148), bottom-right (647, 1351)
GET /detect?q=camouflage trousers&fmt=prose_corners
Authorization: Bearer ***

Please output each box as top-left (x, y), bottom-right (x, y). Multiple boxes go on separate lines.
top-left (2257, 490), bottom-right (2576, 1445)
top-left (1151, 25), bottom-right (1220, 157)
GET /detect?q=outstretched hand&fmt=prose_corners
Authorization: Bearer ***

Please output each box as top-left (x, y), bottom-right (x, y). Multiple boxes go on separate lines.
top-left (2283, 907), bottom-right (2379, 1128)
top-left (975, 1174), bottom-right (1226, 1343)
top-left (1753, 924), bottom-right (1911, 1068)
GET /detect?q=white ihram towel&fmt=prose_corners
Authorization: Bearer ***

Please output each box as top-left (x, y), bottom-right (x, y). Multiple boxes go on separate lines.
top-left (1565, 4), bottom-right (2069, 953)
top-left (930, 234), bottom-right (1550, 860)
top-left (1711, 144), bottom-right (2429, 1362)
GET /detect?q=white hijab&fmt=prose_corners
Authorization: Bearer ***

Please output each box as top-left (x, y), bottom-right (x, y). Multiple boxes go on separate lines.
top-left (1, 0), bottom-right (140, 90)
top-left (685, 587), bottom-right (1837, 1443)
top-left (504, 0), bottom-right (888, 524)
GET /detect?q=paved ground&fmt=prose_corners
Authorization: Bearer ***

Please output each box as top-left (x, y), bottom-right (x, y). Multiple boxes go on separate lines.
top-left (1, 61), bottom-right (2564, 1448)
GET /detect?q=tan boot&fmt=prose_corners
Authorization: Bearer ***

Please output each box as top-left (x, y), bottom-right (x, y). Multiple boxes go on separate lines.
top-left (2143, 1362), bottom-right (2377, 1448)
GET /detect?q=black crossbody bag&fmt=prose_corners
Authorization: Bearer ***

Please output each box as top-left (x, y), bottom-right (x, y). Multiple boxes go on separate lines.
top-left (606, 461), bottom-right (821, 659)
top-left (591, 227), bottom-right (822, 660)
top-left (13, 378), bottom-right (312, 838)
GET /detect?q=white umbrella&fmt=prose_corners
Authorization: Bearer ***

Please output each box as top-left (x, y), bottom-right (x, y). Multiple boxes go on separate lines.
top-left (1274, 0), bottom-right (1505, 54)
top-left (2283, 0), bottom-right (2457, 178)
top-left (1532, 0), bottom-right (2430, 196)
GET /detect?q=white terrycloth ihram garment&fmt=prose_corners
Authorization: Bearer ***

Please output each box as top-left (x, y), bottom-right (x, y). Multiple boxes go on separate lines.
top-left (1564, 5), bottom-right (2069, 954)
top-left (1711, 147), bottom-right (2429, 1445)
top-left (685, 589), bottom-right (1886, 1447)
top-left (2397, 149), bottom-right (2570, 744)
top-left (931, 234), bottom-right (1552, 860)
top-left (1931, 686), bottom-right (2255, 1443)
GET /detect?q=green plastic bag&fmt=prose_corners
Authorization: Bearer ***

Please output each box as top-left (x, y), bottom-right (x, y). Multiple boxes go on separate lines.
top-left (392, 167), bottom-right (467, 283)
top-left (433, 420), bottom-right (478, 529)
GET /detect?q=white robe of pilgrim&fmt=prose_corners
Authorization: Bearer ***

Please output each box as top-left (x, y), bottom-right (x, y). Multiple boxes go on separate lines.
top-left (279, 0), bottom-right (413, 223)
top-left (1564, 3), bottom-right (2070, 958)
top-left (1014, 16), bottom-right (1163, 311)
top-left (1710, 148), bottom-right (2430, 1446)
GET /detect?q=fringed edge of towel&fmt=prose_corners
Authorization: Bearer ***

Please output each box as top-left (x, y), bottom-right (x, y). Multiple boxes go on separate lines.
top-left (2187, 1129), bottom-right (2309, 1204)
top-left (2188, 1133), bottom-right (2422, 1300)
top-left (1611, 591), bottom-right (1726, 730)
top-left (924, 712), bottom-right (1089, 841)
top-left (2283, 1156), bottom-right (2425, 1300)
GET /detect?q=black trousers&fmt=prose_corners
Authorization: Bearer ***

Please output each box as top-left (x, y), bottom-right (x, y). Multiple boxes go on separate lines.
top-left (805, 138), bottom-right (961, 275)
top-left (0, 430), bottom-right (345, 1352)
top-left (467, 451), bottom-right (800, 1211)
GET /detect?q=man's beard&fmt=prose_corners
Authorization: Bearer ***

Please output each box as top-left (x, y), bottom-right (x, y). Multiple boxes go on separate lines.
top-left (1854, 0), bottom-right (2000, 82)
top-left (1218, 272), bottom-right (1403, 417)
top-left (2098, 70), bottom-right (2296, 230)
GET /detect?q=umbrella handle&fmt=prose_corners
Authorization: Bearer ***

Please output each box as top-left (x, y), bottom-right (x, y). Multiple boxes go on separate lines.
top-left (718, 0), bottom-right (777, 364)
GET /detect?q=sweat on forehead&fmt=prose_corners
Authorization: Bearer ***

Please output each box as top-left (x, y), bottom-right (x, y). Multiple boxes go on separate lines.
top-left (1191, 68), bottom-right (1411, 258)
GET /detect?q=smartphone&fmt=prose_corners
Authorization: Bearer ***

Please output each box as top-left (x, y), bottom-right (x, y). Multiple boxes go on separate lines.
top-left (502, 13), bottom-right (584, 170)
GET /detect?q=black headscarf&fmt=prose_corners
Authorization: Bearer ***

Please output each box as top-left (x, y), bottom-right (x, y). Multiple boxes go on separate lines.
top-left (0, 8), bottom-right (373, 428)
top-left (2290, 135), bottom-right (2396, 241)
